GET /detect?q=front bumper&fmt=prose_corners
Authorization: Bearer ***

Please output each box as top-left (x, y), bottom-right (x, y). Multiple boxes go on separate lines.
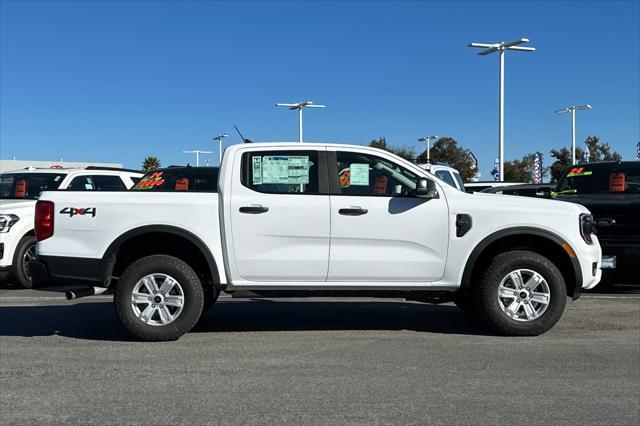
top-left (28, 255), bottom-right (111, 289)
top-left (579, 237), bottom-right (603, 290)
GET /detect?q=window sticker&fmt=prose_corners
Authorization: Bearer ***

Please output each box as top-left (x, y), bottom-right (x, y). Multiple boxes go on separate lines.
top-left (133, 172), bottom-right (165, 190)
top-left (261, 156), bottom-right (310, 184)
top-left (54, 176), bottom-right (61, 181)
top-left (609, 172), bottom-right (625, 192)
top-left (339, 168), bottom-right (350, 187)
top-left (349, 163), bottom-right (370, 186)
top-left (566, 167), bottom-right (593, 177)
top-left (374, 175), bottom-right (388, 194)
top-left (175, 178), bottom-right (189, 191)
top-left (14, 179), bottom-right (27, 197)
top-left (84, 183), bottom-right (94, 190)
top-left (252, 157), bottom-right (263, 185)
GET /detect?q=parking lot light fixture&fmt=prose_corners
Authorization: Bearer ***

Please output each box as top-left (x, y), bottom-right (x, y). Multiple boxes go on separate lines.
top-left (468, 38), bottom-right (535, 182)
top-left (555, 105), bottom-right (592, 165)
top-left (417, 135), bottom-right (439, 162)
top-left (212, 133), bottom-right (228, 165)
top-left (182, 149), bottom-right (212, 167)
top-left (275, 101), bottom-right (325, 143)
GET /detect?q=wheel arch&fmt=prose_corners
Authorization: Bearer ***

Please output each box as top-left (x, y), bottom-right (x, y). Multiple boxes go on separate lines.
top-left (102, 225), bottom-right (220, 289)
top-left (460, 227), bottom-right (583, 299)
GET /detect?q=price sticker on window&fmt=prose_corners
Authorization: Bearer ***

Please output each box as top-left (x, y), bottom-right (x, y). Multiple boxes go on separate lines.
top-left (609, 172), bottom-right (625, 192)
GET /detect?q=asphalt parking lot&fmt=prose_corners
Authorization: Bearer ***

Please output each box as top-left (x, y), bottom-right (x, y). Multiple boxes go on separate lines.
top-left (1, 283), bottom-right (639, 425)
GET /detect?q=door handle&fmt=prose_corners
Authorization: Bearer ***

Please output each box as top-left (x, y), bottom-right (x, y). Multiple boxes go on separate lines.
top-left (338, 207), bottom-right (368, 216)
top-left (239, 205), bottom-right (269, 214)
top-left (595, 218), bottom-right (616, 227)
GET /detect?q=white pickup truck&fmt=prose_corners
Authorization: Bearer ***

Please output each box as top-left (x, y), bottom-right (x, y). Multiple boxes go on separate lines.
top-left (29, 143), bottom-right (602, 341)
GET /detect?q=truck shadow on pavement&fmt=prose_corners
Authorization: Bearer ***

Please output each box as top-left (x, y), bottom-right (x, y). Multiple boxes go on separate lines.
top-left (0, 299), bottom-right (491, 341)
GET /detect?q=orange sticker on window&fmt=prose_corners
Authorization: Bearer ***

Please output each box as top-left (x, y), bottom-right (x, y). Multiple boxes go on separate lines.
top-left (609, 172), bottom-right (625, 192)
top-left (14, 179), bottom-right (27, 197)
top-left (175, 178), bottom-right (189, 191)
top-left (374, 175), bottom-right (388, 194)
top-left (339, 168), bottom-right (350, 188)
top-left (133, 172), bottom-right (165, 190)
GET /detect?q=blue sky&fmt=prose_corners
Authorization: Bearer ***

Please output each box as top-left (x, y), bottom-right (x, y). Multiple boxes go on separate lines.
top-left (1, 0), bottom-right (638, 176)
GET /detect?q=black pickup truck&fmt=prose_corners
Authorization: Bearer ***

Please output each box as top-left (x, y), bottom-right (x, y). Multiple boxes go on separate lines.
top-left (554, 161), bottom-right (640, 285)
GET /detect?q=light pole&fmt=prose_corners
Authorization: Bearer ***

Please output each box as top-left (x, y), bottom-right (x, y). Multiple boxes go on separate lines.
top-left (417, 135), bottom-right (438, 162)
top-left (212, 133), bottom-right (228, 165)
top-left (468, 38), bottom-right (535, 182)
top-left (275, 101), bottom-right (325, 143)
top-left (182, 149), bottom-right (212, 167)
top-left (555, 105), bottom-right (591, 165)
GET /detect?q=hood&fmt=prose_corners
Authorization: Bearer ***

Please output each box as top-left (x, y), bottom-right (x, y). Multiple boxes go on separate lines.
top-left (470, 191), bottom-right (590, 214)
top-left (0, 199), bottom-right (37, 215)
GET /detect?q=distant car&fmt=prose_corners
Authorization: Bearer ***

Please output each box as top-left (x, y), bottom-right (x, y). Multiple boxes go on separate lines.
top-left (0, 166), bottom-right (143, 287)
top-left (464, 181), bottom-right (526, 193)
top-left (417, 162), bottom-right (465, 192)
top-left (481, 184), bottom-right (555, 199)
top-left (553, 161), bottom-right (640, 285)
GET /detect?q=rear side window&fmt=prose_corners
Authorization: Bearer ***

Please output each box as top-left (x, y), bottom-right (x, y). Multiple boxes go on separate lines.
top-left (0, 173), bottom-right (65, 199)
top-left (241, 151), bottom-right (319, 194)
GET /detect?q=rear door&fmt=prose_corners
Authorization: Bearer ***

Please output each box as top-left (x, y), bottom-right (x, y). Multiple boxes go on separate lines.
top-left (327, 149), bottom-right (449, 282)
top-left (229, 148), bottom-right (331, 282)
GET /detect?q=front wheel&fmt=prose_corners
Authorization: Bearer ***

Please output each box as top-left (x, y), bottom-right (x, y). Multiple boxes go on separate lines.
top-left (474, 250), bottom-right (567, 336)
top-left (12, 235), bottom-right (37, 289)
top-left (115, 255), bottom-right (204, 341)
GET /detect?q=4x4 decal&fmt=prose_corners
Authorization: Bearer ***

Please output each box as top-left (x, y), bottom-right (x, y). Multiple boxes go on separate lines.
top-left (60, 207), bottom-right (97, 217)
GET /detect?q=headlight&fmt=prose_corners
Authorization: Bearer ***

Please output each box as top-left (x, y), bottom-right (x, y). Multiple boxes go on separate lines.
top-left (0, 214), bottom-right (20, 233)
top-left (580, 213), bottom-right (595, 245)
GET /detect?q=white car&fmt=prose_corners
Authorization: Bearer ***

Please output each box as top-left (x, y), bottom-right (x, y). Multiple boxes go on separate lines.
top-left (417, 162), bottom-right (465, 192)
top-left (30, 143), bottom-right (602, 341)
top-left (0, 167), bottom-right (142, 287)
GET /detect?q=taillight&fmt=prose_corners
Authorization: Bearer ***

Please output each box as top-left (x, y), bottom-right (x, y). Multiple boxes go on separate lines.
top-left (35, 200), bottom-right (54, 241)
top-left (580, 213), bottom-right (595, 245)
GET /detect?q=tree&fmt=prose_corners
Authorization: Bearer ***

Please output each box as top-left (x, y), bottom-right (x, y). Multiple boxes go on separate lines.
top-left (368, 138), bottom-right (416, 161)
top-left (415, 137), bottom-right (476, 181)
top-left (142, 156), bottom-right (161, 172)
top-left (584, 136), bottom-right (622, 162)
top-left (502, 153), bottom-right (544, 183)
top-left (550, 147), bottom-right (583, 182)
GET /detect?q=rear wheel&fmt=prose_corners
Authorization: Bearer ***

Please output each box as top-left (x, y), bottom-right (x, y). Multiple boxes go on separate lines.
top-left (12, 235), bottom-right (37, 289)
top-left (115, 255), bottom-right (204, 341)
top-left (474, 250), bottom-right (567, 336)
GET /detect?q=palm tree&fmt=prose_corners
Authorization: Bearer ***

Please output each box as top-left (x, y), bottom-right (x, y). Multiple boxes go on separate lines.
top-left (142, 156), bottom-right (161, 171)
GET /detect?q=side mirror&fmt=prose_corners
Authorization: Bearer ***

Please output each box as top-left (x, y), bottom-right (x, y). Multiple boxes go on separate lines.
top-left (415, 178), bottom-right (438, 199)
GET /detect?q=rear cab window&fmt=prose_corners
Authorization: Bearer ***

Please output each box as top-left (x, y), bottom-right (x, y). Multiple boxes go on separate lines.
top-left (132, 168), bottom-right (219, 192)
top-left (554, 163), bottom-right (640, 196)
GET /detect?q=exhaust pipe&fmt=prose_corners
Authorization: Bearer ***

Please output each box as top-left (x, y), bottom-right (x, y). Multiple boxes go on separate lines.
top-left (65, 287), bottom-right (109, 300)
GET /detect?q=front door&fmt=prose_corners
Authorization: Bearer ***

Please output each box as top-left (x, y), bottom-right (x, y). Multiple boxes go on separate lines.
top-left (230, 148), bottom-right (330, 282)
top-left (328, 150), bottom-right (449, 282)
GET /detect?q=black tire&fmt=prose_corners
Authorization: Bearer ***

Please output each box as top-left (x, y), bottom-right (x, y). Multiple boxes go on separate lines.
top-left (115, 255), bottom-right (204, 341)
top-left (474, 250), bottom-right (567, 336)
top-left (12, 235), bottom-right (37, 289)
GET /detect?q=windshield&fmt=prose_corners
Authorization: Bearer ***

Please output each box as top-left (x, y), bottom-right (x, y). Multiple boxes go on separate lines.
top-left (0, 173), bottom-right (66, 199)
top-left (555, 163), bottom-right (640, 195)
top-left (132, 168), bottom-right (219, 192)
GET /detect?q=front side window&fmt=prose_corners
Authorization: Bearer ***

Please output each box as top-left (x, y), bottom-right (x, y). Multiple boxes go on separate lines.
top-left (242, 151), bottom-right (319, 194)
top-left (335, 151), bottom-right (418, 196)
top-left (68, 176), bottom-right (96, 191)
